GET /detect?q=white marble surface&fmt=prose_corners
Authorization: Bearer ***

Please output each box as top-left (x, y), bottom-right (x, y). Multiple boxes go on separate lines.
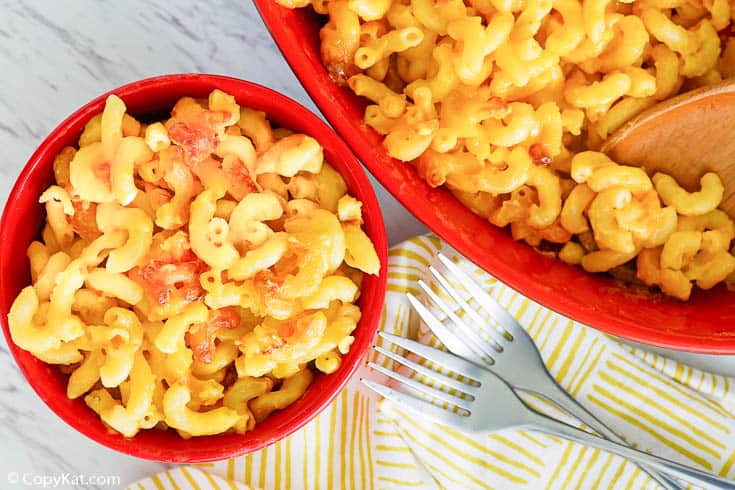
top-left (1, 1), bottom-right (734, 489)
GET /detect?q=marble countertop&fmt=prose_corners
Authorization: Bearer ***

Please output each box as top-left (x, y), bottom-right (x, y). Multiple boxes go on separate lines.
top-left (1, 1), bottom-right (734, 489)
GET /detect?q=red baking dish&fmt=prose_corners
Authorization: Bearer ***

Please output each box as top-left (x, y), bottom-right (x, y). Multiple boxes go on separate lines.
top-left (0, 74), bottom-right (388, 461)
top-left (255, 1), bottom-right (735, 353)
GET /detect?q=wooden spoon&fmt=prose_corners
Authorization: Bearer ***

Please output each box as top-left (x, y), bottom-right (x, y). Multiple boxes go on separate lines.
top-left (602, 78), bottom-right (735, 216)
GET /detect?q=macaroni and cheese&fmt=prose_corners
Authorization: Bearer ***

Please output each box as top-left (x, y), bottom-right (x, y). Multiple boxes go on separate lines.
top-left (8, 90), bottom-right (380, 437)
top-left (280, 0), bottom-right (735, 300)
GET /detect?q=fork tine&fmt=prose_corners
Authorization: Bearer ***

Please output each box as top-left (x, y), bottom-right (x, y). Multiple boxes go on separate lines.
top-left (428, 266), bottom-right (506, 348)
top-left (373, 345), bottom-right (479, 395)
top-left (378, 331), bottom-right (484, 381)
top-left (368, 361), bottom-right (475, 410)
top-left (419, 276), bottom-right (503, 355)
top-left (361, 378), bottom-right (466, 428)
top-left (407, 292), bottom-right (489, 365)
top-left (438, 253), bottom-right (520, 339)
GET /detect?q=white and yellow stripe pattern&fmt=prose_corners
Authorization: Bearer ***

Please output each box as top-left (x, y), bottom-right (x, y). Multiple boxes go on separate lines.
top-left (131, 234), bottom-right (735, 490)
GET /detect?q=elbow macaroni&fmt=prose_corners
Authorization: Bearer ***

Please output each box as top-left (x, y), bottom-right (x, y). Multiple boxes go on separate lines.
top-left (8, 90), bottom-right (381, 437)
top-left (282, 0), bottom-right (735, 300)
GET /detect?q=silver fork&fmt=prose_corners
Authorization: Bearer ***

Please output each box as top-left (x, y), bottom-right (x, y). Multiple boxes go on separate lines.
top-left (410, 253), bottom-right (680, 489)
top-left (363, 333), bottom-right (734, 489)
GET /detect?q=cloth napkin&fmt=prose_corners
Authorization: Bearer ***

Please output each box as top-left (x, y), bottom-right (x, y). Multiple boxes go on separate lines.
top-left (130, 234), bottom-right (735, 490)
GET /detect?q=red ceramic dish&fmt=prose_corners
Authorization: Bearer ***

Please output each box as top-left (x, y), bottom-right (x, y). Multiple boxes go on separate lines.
top-left (255, 1), bottom-right (735, 353)
top-left (0, 74), bottom-right (388, 462)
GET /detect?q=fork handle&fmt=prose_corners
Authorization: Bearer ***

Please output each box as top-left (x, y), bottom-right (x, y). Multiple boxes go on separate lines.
top-left (523, 410), bottom-right (734, 489)
top-left (533, 374), bottom-right (681, 490)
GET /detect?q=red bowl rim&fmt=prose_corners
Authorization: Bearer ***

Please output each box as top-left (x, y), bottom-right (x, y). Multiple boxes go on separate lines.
top-left (254, 1), bottom-right (735, 354)
top-left (0, 73), bottom-right (388, 461)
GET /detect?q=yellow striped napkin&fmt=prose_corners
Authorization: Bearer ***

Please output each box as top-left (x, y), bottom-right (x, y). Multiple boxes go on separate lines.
top-left (130, 234), bottom-right (735, 490)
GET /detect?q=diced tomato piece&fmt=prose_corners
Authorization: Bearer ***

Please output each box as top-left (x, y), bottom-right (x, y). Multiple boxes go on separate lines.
top-left (209, 306), bottom-right (241, 330)
top-left (188, 306), bottom-right (240, 363)
top-left (71, 201), bottom-right (101, 242)
top-left (127, 231), bottom-right (207, 317)
top-left (168, 110), bottom-right (229, 167)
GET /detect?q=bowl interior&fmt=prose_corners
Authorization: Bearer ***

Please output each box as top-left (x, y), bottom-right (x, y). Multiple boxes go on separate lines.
top-left (0, 74), bottom-right (388, 462)
top-left (255, 1), bottom-right (735, 353)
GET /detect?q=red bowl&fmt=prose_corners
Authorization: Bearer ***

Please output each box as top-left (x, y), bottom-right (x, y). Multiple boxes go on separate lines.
top-left (0, 74), bottom-right (388, 461)
top-left (255, 2), bottom-right (735, 353)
